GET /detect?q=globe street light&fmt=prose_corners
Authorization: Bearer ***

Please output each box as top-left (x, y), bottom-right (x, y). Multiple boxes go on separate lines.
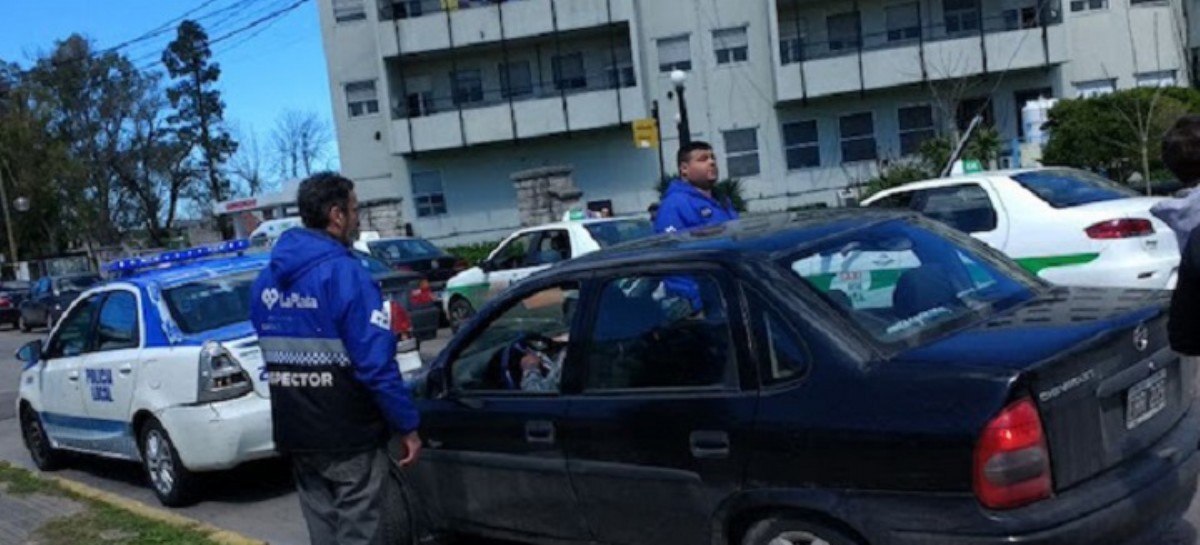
top-left (13, 197), bottom-right (29, 213)
top-left (669, 69), bottom-right (691, 148)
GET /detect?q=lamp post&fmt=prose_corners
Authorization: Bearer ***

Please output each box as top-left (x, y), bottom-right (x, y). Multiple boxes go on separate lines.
top-left (670, 69), bottom-right (691, 148)
top-left (0, 163), bottom-right (18, 264)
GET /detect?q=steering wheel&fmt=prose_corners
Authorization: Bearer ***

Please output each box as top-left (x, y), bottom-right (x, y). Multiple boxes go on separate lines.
top-left (498, 332), bottom-right (560, 389)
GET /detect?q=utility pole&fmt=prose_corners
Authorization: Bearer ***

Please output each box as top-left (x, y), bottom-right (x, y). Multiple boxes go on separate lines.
top-left (0, 160), bottom-right (18, 264)
top-left (671, 70), bottom-right (691, 148)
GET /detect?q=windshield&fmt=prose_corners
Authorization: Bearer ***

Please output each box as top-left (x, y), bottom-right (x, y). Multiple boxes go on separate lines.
top-left (369, 239), bottom-right (442, 262)
top-left (1012, 169), bottom-right (1138, 208)
top-left (784, 220), bottom-right (1037, 346)
top-left (584, 219), bottom-right (656, 247)
top-left (57, 274), bottom-right (101, 293)
top-left (163, 271), bottom-right (257, 334)
top-left (354, 250), bottom-right (393, 275)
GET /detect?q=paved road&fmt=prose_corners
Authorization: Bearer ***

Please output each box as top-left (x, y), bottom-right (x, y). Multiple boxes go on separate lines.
top-left (1, 327), bottom-right (1199, 545)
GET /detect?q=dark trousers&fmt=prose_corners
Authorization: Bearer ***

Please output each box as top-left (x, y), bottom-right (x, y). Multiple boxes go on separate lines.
top-left (292, 447), bottom-right (390, 545)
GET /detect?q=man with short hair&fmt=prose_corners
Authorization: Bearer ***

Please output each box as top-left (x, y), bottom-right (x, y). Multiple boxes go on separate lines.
top-left (250, 172), bottom-right (421, 545)
top-left (654, 141), bottom-right (739, 234)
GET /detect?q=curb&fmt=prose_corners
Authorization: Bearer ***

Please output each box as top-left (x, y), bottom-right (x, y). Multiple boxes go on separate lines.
top-left (49, 477), bottom-right (266, 545)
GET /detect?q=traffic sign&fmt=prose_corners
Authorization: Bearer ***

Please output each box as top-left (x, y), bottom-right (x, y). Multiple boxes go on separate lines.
top-left (632, 118), bottom-right (659, 148)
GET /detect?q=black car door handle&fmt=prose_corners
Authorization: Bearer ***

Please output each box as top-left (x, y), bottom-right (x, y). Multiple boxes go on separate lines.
top-left (525, 420), bottom-right (555, 444)
top-left (690, 431), bottom-right (730, 459)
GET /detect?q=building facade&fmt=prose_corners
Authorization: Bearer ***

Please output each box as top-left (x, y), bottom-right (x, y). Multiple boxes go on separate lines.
top-left (317, 0), bottom-right (1193, 245)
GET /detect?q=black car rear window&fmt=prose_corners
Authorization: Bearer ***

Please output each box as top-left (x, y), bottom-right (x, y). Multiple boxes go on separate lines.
top-left (369, 239), bottom-right (441, 262)
top-left (584, 219), bottom-right (655, 247)
top-left (1012, 170), bottom-right (1137, 208)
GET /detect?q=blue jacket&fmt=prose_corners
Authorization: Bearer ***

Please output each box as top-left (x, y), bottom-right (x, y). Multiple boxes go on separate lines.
top-left (250, 228), bottom-right (419, 453)
top-left (654, 179), bottom-right (739, 234)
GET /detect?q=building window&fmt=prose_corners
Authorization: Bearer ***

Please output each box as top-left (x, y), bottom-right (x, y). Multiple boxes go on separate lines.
top-left (944, 0), bottom-right (980, 35)
top-left (898, 105), bottom-right (936, 156)
top-left (405, 91), bottom-right (434, 118)
top-left (827, 12), bottom-right (862, 52)
top-left (1136, 70), bottom-right (1176, 88)
top-left (840, 112), bottom-right (877, 163)
top-left (552, 53), bottom-right (587, 91)
top-left (886, 3), bottom-right (921, 42)
top-left (333, 0), bottom-right (367, 22)
top-left (782, 120), bottom-right (820, 170)
top-left (779, 18), bottom-right (807, 65)
top-left (713, 27), bottom-right (749, 65)
top-left (1003, 2), bottom-right (1045, 30)
top-left (1070, 0), bottom-right (1108, 11)
top-left (500, 61), bottom-right (533, 99)
top-left (956, 97), bottom-right (994, 131)
top-left (345, 80), bottom-right (379, 117)
top-left (605, 58), bottom-right (636, 89)
top-left (451, 69), bottom-right (484, 105)
top-left (412, 171), bottom-right (447, 218)
top-left (724, 128), bottom-right (760, 177)
top-left (1074, 79), bottom-right (1115, 98)
top-left (657, 36), bottom-right (692, 73)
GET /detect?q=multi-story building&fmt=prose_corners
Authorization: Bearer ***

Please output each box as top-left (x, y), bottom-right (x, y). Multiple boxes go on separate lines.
top-left (316, 0), bottom-right (1192, 245)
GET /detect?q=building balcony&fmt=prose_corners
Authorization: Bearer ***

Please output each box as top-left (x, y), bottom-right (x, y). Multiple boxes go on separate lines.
top-left (389, 76), bottom-right (645, 154)
top-left (773, 3), bottom-right (1067, 102)
top-left (376, 0), bottom-right (635, 57)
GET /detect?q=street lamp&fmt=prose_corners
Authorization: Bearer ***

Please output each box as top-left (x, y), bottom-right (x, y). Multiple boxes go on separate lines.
top-left (670, 69), bottom-right (691, 148)
top-left (13, 197), bottom-right (29, 213)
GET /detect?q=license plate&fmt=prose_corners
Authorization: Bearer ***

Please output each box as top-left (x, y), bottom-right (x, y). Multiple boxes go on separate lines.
top-left (1126, 369), bottom-right (1168, 430)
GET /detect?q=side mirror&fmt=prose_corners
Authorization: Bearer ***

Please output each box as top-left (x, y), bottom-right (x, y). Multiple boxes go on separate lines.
top-left (16, 340), bottom-right (42, 365)
top-left (478, 259), bottom-right (496, 273)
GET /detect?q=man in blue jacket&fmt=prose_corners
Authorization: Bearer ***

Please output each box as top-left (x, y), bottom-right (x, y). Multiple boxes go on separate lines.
top-left (250, 172), bottom-right (421, 545)
top-left (654, 141), bottom-right (739, 234)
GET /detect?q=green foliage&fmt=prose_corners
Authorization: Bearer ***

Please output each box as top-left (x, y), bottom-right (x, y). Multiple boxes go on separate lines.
top-left (1042, 87), bottom-right (1200, 186)
top-left (861, 125), bottom-right (1003, 199)
top-left (445, 240), bottom-right (501, 264)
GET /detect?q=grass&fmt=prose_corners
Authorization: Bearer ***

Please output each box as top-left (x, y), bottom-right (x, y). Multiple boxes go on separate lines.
top-left (0, 462), bottom-right (224, 545)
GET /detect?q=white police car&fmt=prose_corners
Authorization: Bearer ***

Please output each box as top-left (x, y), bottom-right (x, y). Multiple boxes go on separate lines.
top-left (14, 241), bottom-right (275, 506)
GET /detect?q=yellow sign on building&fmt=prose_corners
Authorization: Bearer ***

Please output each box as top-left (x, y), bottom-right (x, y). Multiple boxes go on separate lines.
top-left (632, 118), bottom-right (659, 149)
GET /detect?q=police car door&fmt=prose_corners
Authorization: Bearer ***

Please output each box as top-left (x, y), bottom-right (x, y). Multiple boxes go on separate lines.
top-left (36, 293), bottom-right (103, 450)
top-left (78, 289), bottom-right (142, 458)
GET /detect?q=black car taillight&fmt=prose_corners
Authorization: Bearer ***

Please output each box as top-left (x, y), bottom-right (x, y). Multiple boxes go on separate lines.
top-left (974, 397), bottom-right (1052, 510)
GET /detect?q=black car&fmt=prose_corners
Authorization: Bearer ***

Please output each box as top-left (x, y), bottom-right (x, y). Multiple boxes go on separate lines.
top-left (0, 280), bottom-right (31, 329)
top-left (406, 210), bottom-right (1199, 545)
top-left (353, 250), bottom-right (440, 341)
top-left (363, 237), bottom-right (466, 299)
top-left (19, 273), bottom-right (101, 332)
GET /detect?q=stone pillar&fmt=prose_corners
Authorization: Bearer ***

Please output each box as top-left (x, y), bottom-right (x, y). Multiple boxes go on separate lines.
top-left (359, 199), bottom-right (406, 238)
top-left (511, 165), bottom-right (582, 227)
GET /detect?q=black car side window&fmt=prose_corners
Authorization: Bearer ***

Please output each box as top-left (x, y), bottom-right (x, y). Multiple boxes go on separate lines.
top-left (911, 184), bottom-right (998, 234)
top-left (747, 290), bottom-right (810, 386)
top-left (45, 295), bottom-right (101, 360)
top-left (583, 274), bottom-right (736, 391)
top-left (449, 282), bottom-right (581, 394)
top-left (96, 291), bottom-right (140, 352)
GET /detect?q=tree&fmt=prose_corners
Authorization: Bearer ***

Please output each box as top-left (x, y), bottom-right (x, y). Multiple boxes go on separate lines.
top-left (860, 125), bottom-right (1002, 199)
top-left (229, 125), bottom-right (268, 196)
top-left (271, 109), bottom-right (332, 179)
top-left (162, 20), bottom-right (238, 238)
top-left (1042, 87), bottom-right (1200, 189)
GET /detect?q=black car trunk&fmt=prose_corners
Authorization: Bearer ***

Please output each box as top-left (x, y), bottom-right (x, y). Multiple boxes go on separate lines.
top-left (400, 256), bottom-right (459, 285)
top-left (899, 287), bottom-right (1191, 493)
top-left (1026, 292), bottom-right (1190, 491)
top-left (377, 272), bottom-right (420, 309)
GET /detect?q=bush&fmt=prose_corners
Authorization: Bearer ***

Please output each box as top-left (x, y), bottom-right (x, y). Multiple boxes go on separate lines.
top-left (444, 240), bottom-right (500, 264)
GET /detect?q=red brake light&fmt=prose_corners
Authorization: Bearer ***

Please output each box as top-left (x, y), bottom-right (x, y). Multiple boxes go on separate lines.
top-left (395, 264), bottom-right (414, 272)
top-left (454, 259), bottom-right (468, 271)
top-left (0, 297), bottom-right (11, 308)
top-left (974, 397), bottom-right (1052, 510)
top-left (389, 300), bottom-right (412, 338)
top-left (1085, 218), bottom-right (1154, 239)
top-left (410, 279), bottom-right (434, 306)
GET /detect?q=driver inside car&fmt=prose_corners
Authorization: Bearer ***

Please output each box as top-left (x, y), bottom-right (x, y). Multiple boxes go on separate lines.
top-left (514, 334), bottom-right (569, 392)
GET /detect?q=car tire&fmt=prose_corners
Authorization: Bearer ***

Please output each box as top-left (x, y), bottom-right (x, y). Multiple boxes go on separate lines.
top-left (20, 406), bottom-right (64, 471)
top-left (139, 419), bottom-right (198, 507)
top-left (18, 315), bottom-right (30, 333)
top-left (741, 516), bottom-right (862, 545)
top-left (448, 298), bottom-right (475, 333)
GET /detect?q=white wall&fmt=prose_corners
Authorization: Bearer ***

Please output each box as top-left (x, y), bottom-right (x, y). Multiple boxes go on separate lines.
top-left (1065, 0), bottom-right (1189, 90)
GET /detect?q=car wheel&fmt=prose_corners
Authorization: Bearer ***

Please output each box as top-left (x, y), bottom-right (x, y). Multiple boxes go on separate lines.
top-left (448, 298), bottom-right (475, 333)
top-left (741, 517), bottom-right (862, 545)
top-left (18, 315), bottom-right (30, 333)
top-left (139, 419), bottom-right (197, 507)
top-left (20, 406), bottom-right (64, 471)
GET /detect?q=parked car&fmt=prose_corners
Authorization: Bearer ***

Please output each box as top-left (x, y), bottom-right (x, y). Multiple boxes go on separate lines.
top-left (359, 236), bottom-right (467, 304)
top-left (14, 240), bottom-right (419, 507)
top-left (19, 273), bottom-right (102, 332)
top-left (0, 280), bottom-right (31, 329)
top-left (353, 249), bottom-right (440, 342)
top-left (443, 217), bottom-right (655, 331)
top-left (862, 168), bottom-right (1180, 290)
top-left (407, 210), bottom-right (1199, 545)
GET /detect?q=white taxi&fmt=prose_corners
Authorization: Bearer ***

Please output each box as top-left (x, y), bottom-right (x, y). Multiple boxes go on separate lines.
top-left (443, 216), bottom-right (654, 331)
top-left (862, 168), bottom-right (1180, 290)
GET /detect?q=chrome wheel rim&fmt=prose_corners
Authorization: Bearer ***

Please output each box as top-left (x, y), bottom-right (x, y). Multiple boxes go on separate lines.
top-left (768, 532), bottom-right (832, 545)
top-left (22, 413), bottom-right (47, 464)
top-left (144, 430), bottom-right (175, 496)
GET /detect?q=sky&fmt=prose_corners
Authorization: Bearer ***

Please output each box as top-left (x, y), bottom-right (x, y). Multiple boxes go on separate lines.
top-left (0, 0), bottom-right (339, 189)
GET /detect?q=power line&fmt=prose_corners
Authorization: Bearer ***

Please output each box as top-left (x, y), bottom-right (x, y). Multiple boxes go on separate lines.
top-left (137, 0), bottom-right (313, 72)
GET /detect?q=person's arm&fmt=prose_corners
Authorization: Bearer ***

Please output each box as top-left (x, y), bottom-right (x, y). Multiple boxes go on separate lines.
top-left (654, 198), bottom-right (689, 233)
top-left (1170, 229), bottom-right (1200, 356)
top-left (335, 262), bottom-right (422, 462)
